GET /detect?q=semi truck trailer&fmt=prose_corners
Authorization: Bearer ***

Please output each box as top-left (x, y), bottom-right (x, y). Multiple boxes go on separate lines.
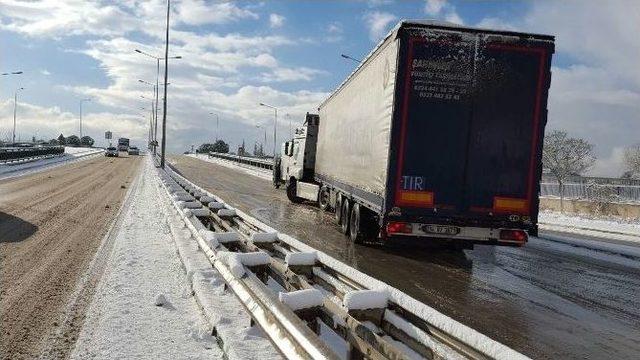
top-left (274, 20), bottom-right (555, 246)
top-left (117, 138), bottom-right (130, 152)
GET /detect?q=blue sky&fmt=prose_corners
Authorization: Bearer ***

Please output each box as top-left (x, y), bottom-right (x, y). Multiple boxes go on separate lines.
top-left (1, 0), bottom-right (639, 176)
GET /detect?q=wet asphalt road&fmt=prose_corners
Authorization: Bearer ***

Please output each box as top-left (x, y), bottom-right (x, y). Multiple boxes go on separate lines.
top-left (168, 155), bottom-right (640, 359)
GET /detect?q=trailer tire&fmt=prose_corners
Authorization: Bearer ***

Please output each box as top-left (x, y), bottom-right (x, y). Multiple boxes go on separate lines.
top-left (340, 199), bottom-right (350, 234)
top-left (319, 186), bottom-right (331, 211)
top-left (335, 194), bottom-right (343, 224)
top-left (286, 180), bottom-right (304, 203)
top-left (273, 157), bottom-right (282, 189)
top-left (349, 203), bottom-right (365, 244)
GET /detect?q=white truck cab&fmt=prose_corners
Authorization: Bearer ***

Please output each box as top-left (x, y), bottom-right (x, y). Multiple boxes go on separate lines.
top-left (274, 113), bottom-right (320, 202)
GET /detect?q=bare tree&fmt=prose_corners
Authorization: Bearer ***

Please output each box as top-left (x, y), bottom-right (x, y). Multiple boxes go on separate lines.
top-left (622, 144), bottom-right (640, 179)
top-left (542, 130), bottom-right (596, 212)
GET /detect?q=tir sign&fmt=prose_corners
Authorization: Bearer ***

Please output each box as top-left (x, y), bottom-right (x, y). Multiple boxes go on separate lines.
top-left (402, 176), bottom-right (424, 191)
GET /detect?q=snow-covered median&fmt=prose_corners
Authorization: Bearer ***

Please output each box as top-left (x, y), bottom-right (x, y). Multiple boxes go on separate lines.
top-left (0, 146), bottom-right (103, 180)
top-left (72, 157), bottom-right (279, 359)
top-left (539, 210), bottom-right (640, 244)
top-left (185, 153), bottom-right (272, 181)
top-left (71, 158), bottom-right (223, 359)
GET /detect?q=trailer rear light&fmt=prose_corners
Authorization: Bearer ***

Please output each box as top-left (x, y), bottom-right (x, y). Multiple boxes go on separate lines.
top-left (386, 222), bottom-right (413, 234)
top-left (493, 197), bottom-right (528, 214)
top-left (499, 229), bottom-right (528, 243)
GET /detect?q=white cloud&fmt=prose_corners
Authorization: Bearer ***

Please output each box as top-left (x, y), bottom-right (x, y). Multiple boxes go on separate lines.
top-left (0, 98), bottom-right (146, 147)
top-left (269, 13), bottom-right (285, 28)
top-left (175, 0), bottom-right (258, 26)
top-left (0, 0), bottom-right (259, 39)
top-left (325, 21), bottom-right (343, 43)
top-left (424, 0), bottom-right (446, 15)
top-left (363, 11), bottom-right (397, 42)
top-left (39, 69), bottom-right (51, 76)
top-left (475, 17), bottom-right (517, 31)
top-left (517, 0), bottom-right (640, 176)
top-left (260, 67), bottom-right (327, 83)
top-left (423, 0), bottom-right (463, 25)
top-left (0, 0), bottom-right (139, 38)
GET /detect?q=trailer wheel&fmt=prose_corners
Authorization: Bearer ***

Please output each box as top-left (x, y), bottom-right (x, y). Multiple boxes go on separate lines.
top-left (340, 199), bottom-right (350, 234)
top-left (286, 180), bottom-right (304, 203)
top-left (335, 194), bottom-right (343, 224)
top-left (318, 186), bottom-right (331, 211)
top-left (349, 203), bottom-right (365, 244)
top-left (272, 157), bottom-right (282, 189)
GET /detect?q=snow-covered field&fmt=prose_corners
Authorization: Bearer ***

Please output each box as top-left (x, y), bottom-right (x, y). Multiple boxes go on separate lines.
top-left (0, 146), bottom-right (103, 181)
top-left (71, 158), bottom-right (278, 359)
top-left (186, 153), bottom-right (272, 181)
top-left (539, 211), bottom-right (640, 244)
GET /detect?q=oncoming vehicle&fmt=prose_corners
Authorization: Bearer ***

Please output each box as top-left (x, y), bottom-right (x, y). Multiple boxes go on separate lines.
top-left (105, 147), bottom-right (118, 157)
top-left (127, 146), bottom-right (140, 155)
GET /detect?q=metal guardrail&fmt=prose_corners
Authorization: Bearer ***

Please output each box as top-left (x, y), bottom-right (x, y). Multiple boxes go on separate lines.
top-left (0, 146), bottom-right (65, 163)
top-left (159, 164), bottom-right (527, 360)
top-left (207, 151), bottom-right (273, 170)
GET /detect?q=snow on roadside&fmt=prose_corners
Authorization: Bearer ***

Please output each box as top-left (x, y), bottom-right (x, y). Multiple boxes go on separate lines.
top-left (0, 146), bottom-right (103, 181)
top-left (184, 153), bottom-right (272, 181)
top-left (539, 210), bottom-right (640, 244)
top-left (71, 158), bottom-right (223, 359)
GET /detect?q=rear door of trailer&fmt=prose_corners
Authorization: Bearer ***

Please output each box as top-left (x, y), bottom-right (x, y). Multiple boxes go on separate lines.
top-left (387, 26), bottom-right (553, 227)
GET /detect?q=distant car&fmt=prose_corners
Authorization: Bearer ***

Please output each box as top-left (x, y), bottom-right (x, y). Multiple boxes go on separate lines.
top-left (105, 147), bottom-right (119, 157)
top-left (127, 146), bottom-right (140, 155)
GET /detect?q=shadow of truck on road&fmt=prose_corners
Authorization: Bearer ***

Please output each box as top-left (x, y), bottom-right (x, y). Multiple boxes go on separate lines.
top-left (0, 212), bottom-right (38, 243)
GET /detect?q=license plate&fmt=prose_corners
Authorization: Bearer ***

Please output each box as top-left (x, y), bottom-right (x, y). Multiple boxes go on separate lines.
top-left (421, 224), bottom-right (460, 235)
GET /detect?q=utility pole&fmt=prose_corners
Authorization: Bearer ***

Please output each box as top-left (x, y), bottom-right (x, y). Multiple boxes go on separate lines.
top-left (12, 87), bottom-right (24, 144)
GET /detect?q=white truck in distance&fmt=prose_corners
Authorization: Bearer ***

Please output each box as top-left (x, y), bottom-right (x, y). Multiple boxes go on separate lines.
top-left (273, 20), bottom-right (555, 247)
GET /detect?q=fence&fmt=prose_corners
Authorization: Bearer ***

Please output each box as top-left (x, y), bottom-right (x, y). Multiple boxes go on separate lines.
top-left (540, 176), bottom-right (640, 203)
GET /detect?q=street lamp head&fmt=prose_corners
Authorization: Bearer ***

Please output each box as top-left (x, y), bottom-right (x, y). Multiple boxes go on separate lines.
top-left (172, 56), bottom-right (182, 59)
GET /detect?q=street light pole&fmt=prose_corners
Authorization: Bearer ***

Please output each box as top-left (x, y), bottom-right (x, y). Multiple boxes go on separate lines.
top-left (259, 102), bottom-right (278, 157)
top-left (135, 45), bottom-right (181, 164)
top-left (209, 112), bottom-right (219, 142)
top-left (160, 0), bottom-right (170, 168)
top-left (12, 87), bottom-right (24, 144)
top-left (79, 98), bottom-right (91, 140)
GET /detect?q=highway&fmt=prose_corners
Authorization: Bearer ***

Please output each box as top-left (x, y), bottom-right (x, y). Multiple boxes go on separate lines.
top-left (0, 154), bottom-right (142, 359)
top-left (168, 154), bottom-right (640, 359)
